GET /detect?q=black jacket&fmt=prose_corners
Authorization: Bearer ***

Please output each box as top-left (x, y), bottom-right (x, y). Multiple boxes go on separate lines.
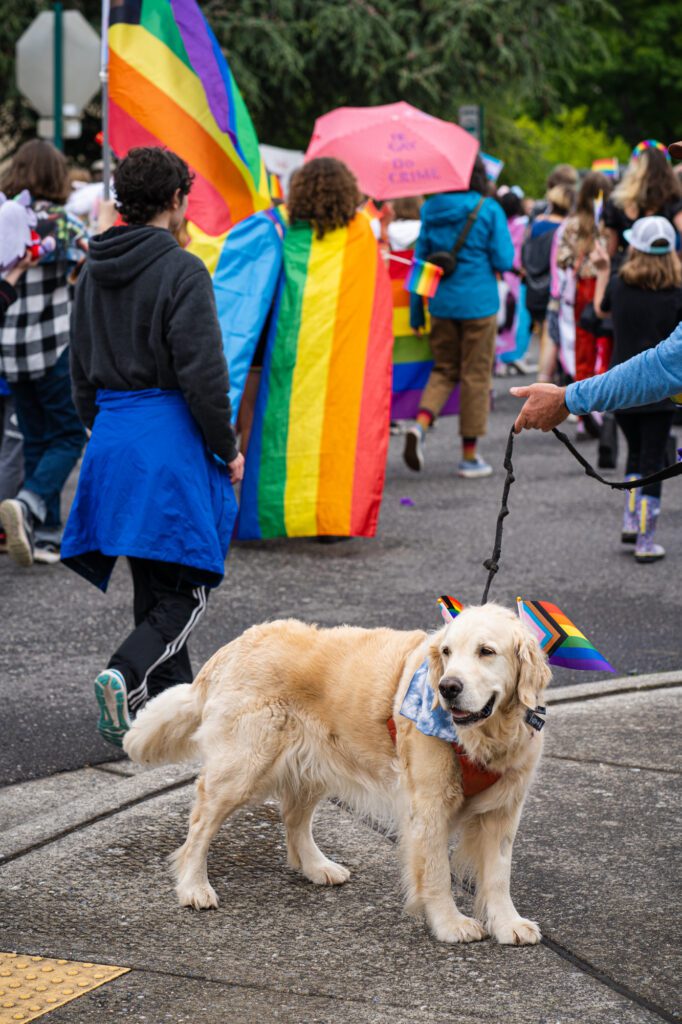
top-left (70, 225), bottom-right (238, 464)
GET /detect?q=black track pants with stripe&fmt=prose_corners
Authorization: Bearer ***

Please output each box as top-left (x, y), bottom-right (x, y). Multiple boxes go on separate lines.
top-left (108, 557), bottom-right (209, 714)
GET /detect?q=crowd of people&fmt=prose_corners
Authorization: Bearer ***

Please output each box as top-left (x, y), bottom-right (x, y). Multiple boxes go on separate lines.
top-left (2, 134), bottom-right (682, 746)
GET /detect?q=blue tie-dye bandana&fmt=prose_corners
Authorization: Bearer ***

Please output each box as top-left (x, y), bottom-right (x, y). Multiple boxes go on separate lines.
top-left (399, 659), bottom-right (460, 743)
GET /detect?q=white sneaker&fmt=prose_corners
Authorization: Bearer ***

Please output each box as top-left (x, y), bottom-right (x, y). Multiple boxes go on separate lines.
top-left (457, 455), bottom-right (493, 479)
top-left (403, 426), bottom-right (425, 472)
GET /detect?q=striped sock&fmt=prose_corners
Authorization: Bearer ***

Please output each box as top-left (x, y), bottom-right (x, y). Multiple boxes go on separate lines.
top-left (462, 437), bottom-right (477, 461)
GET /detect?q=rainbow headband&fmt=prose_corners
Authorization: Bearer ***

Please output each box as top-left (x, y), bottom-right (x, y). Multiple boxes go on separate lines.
top-left (631, 139), bottom-right (670, 162)
top-left (437, 594), bottom-right (615, 673)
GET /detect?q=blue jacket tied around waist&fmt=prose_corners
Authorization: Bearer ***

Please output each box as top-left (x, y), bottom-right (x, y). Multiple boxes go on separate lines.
top-left (410, 192), bottom-right (514, 328)
top-left (61, 389), bottom-right (237, 591)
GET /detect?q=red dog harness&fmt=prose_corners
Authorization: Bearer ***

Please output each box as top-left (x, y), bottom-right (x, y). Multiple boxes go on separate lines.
top-left (386, 716), bottom-right (502, 798)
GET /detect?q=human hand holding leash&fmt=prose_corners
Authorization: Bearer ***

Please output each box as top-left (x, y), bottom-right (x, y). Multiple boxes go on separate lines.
top-left (228, 452), bottom-right (245, 483)
top-left (510, 383), bottom-right (569, 433)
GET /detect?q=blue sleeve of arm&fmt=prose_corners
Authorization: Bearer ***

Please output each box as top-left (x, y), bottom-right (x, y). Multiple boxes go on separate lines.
top-left (565, 321), bottom-right (682, 414)
top-left (490, 205), bottom-right (515, 273)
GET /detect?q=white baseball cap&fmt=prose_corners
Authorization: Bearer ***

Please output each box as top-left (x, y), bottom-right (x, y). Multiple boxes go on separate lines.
top-left (623, 216), bottom-right (677, 255)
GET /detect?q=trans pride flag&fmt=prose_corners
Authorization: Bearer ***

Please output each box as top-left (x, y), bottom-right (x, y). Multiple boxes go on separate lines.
top-left (108, 0), bottom-right (271, 238)
top-left (237, 214), bottom-right (393, 539)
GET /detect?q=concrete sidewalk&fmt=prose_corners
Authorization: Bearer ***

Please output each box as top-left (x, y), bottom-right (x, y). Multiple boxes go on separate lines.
top-left (0, 679), bottom-right (679, 1024)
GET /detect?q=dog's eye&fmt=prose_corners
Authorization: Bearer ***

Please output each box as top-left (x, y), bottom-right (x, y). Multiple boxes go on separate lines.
top-left (441, 646), bottom-right (451, 658)
top-left (479, 646), bottom-right (496, 657)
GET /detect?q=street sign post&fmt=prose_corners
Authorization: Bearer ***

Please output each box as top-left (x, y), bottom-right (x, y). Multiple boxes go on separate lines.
top-left (16, 9), bottom-right (100, 147)
top-left (458, 104), bottom-right (484, 147)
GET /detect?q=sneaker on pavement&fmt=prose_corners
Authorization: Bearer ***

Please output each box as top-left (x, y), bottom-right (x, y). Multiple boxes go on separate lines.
top-left (34, 539), bottom-right (61, 564)
top-left (403, 425), bottom-right (425, 471)
top-left (457, 455), bottom-right (493, 479)
top-left (94, 669), bottom-right (132, 748)
top-left (0, 498), bottom-right (35, 567)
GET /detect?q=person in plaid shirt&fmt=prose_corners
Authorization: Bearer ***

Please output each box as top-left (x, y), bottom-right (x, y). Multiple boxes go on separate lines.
top-left (0, 140), bottom-right (87, 566)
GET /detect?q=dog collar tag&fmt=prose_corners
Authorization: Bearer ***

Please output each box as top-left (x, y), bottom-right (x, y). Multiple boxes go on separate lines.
top-left (525, 707), bottom-right (546, 732)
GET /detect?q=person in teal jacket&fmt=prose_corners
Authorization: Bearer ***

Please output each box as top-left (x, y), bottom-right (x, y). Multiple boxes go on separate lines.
top-left (404, 156), bottom-right (514, 479)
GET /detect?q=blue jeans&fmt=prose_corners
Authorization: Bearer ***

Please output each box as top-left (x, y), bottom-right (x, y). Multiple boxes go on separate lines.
top-left (10, 348), bottom-right (86, 530)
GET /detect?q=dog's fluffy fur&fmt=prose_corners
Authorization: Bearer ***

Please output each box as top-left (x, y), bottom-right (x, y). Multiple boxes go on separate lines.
top-left (124, 603), bottom-right (551, 945)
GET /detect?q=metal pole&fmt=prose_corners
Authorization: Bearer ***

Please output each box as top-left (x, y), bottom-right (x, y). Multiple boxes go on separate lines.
top-left (100, 0), bottom-right (111, 200)
top-left (53, 1), bottom-right (63, 150)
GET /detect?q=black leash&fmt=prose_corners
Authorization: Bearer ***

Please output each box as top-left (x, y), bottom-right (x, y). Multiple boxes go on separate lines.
top-left (481, 423), bottom-right (682, 604)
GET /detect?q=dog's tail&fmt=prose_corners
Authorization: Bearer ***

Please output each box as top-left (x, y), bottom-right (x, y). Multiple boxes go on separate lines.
top-left (123, 683), bottom-right (202, 765)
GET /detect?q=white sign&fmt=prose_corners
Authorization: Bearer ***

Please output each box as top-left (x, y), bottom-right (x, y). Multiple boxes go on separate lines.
top-left (16, 10), bottom-right (100, 117)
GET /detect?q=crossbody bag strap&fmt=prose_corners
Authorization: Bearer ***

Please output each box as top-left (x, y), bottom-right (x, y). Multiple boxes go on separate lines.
top-left (450, 196), bottom-right (485, 261)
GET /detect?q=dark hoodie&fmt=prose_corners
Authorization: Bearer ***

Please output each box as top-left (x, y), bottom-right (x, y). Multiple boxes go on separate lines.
top-left (70, 225), bottom-right (237, 464)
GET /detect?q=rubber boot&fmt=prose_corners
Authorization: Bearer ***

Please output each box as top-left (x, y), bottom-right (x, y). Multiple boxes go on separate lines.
top-left (635, 495), bottom-right (665, 562)
top-left (621, 475), bottom-right (641, 544)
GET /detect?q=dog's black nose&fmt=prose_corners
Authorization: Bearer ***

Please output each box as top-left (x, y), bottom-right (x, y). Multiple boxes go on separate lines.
top-left (439, 676), bottom-right (464, 702)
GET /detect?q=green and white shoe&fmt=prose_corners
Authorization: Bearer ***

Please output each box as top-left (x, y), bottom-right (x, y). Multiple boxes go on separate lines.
top-left (94, 669), bottom-right (131, 747)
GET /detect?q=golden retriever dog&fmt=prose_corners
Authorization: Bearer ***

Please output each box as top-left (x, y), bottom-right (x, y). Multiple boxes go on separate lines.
top-left (124, 602), bottom-right (551, 945)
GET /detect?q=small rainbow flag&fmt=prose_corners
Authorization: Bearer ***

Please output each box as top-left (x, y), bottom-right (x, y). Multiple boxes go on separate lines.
top-left (517, 599), bottom-right (615, 673)
top-left (389, 250), bottom-right (461, 420)
top-left (594, 190), bottom-right (604, 225)
top-left (404, 257), bottom-right (443, 299)
top-left (591, 157), bottom-right (619, 177)
top-left (237, 213), bottom-right (393, 539)
top-left (438, 595), bottom-right (464, 622)
top-left (109, 0), bottom-right (271, 239)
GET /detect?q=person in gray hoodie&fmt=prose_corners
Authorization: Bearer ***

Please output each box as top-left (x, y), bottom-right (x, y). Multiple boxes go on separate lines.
top-left (61, 147), bottom-right (244, 747)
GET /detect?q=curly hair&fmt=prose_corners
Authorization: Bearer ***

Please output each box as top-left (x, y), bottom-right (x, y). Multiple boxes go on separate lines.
top-left (287, 158), bottom-right (360, 238)
top-left (113, 147), bottom-right (194, 225)
top-left (1, 139), bottom-right (70, 204)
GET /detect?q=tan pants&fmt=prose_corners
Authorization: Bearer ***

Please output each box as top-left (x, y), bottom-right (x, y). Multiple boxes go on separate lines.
top-left (420, 314), bottom-right (497, 437)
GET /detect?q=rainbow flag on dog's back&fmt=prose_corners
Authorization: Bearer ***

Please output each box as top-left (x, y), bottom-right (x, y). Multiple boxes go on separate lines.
top-left (237, 214), bottom-right (393, 539)
top-left (109, 0), bottom-right (270, 237)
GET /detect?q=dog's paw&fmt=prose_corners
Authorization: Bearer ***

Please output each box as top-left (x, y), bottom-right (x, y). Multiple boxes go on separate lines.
top-left (303, 858), bottom-right (351, 886)
top-left (493, 916), bottom-right (541, 946)
top-left (431, 913), bottom-right (488, 944)
top-left (176, 882), bottom-right (219, 910)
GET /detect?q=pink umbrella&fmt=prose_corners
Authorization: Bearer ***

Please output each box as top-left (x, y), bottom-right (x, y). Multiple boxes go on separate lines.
top-left (305, 101), bottom-right (479, 200)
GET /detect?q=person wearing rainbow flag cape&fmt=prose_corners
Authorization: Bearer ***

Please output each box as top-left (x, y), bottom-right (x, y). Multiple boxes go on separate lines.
top-left (61, 147), bottom-right (243, 747)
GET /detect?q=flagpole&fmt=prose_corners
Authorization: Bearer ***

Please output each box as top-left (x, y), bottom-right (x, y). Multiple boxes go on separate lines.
top-left (99, 0), bottom-right (111, 201)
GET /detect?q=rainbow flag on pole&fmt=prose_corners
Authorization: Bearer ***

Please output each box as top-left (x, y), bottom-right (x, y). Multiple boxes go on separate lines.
top-left (237, 214), bottom-right (393, 539)
top-left (404, 257), bottom-right (443, 298)
top-left (517, 599), bottom-right (615, 672)
top-left (591, 157), bottom-right (619, 178)
top-left (108, 0), bottom-right (270, 238)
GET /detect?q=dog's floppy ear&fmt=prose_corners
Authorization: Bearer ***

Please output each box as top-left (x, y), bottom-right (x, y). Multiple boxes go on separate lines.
top-left (514, 621), bottom-right (552, 708)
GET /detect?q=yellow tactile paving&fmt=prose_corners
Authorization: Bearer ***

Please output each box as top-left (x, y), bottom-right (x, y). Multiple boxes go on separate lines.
top-left (0, 953), bottom-right (129, 1022)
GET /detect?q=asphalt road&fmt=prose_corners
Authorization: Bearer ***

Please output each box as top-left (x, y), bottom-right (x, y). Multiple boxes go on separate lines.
top-left (2, 370), bottom-right (681, 786)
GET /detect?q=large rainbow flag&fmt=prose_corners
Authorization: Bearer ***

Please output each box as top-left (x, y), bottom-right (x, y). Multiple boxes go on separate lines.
top-left (108, 0), bottom-right (270, 239)
top-left (389, 251), bottom-right (460, 420)
top-left (237, 214), bottom-right (393, 539)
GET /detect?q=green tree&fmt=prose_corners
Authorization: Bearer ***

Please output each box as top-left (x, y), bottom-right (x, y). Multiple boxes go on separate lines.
top-left (563, 0), bottom-right (682, 147)
top-left (490, 107), bottom-right (631, 196)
